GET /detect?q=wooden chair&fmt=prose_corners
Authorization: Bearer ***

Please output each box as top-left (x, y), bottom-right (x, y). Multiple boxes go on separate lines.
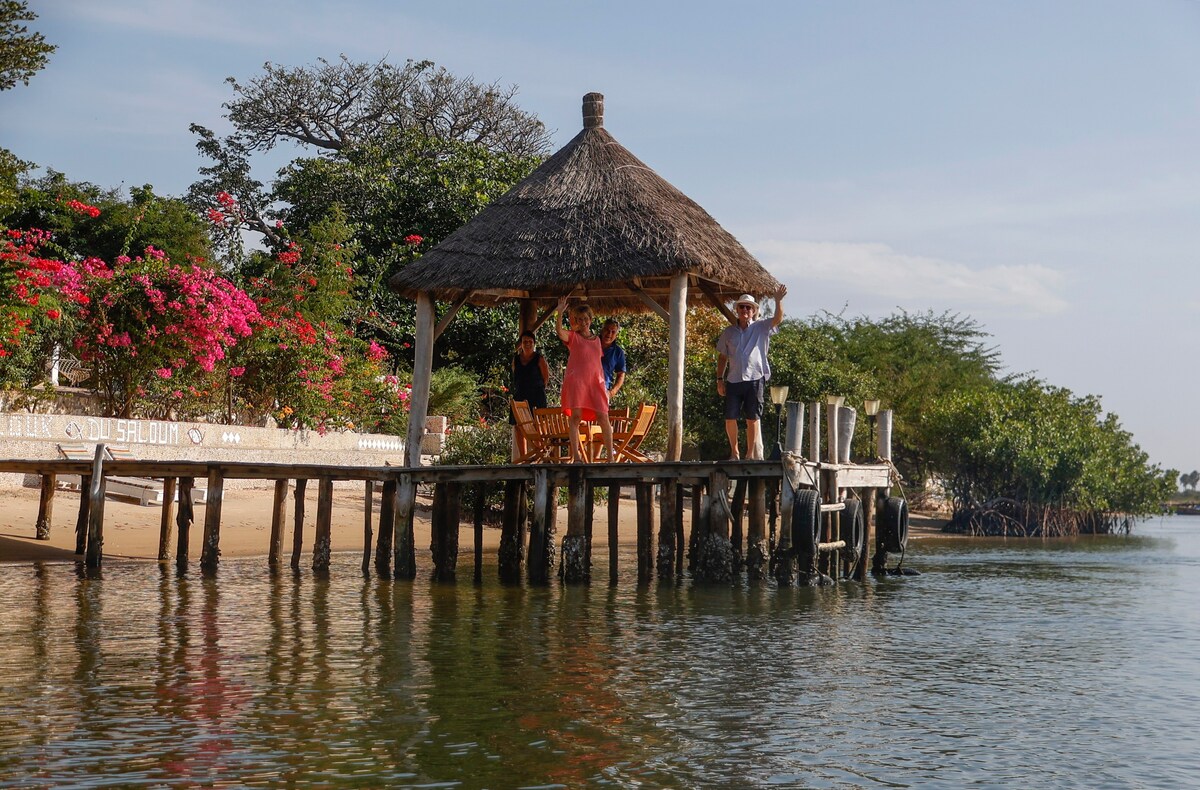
top-left (611, 403), bottom-right (657, 463)
top-left (534, 407), bottom-right (598, 462)
top-left (511, 400), bottom-right (552, 463)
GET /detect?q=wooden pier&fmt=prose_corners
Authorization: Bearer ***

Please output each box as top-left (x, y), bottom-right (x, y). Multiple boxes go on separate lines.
top-left (1, 406), bottom-right (909, 585)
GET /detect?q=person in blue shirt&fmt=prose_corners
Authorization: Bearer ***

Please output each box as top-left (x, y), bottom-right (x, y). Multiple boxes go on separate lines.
top-left (715, 287), bottom-right (787, 459)
top-left (599, 319), bottom-right (627, 402)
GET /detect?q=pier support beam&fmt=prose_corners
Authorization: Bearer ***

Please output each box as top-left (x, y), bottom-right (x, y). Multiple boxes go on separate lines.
top-left (693, 470), bottom-right (734, 583)
top-left (375, 478), bottom-right (397, 577)
top-left (394, 474), bottom-right (417, 579)
top-left (430, 481), bottom-right (460, 582)
top-left (499, 479), bottom-right (527, 584)
top-left (84, 445), bottom-right (106, 568)
top-left (199, 467), bottom-right (223, 573)
top-left (175, 477), bottom-right (194, 572)
top-left (312, 477), bottom-right (333, 573)
top-left (158, 477), bottom-right (177, 562)
top-left (656, 480), bottom-right (678, 581)
top-left (562, 468), bottom-right (589, 583)
top-left (268, 479), bottom-right (287, 569)
top-left (35, 473), bottom-right (55, 540)
top-left (528, 469), bottom-right (553, 585)
top-left (746, 479), bottom-right (768, 579)
top-left (635, 481), bottom-right (654, 584)
top-left (291, 478), bottom-right (307, 571)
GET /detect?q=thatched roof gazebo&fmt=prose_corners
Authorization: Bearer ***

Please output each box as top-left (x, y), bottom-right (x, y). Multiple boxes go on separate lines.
top-left (389, 92), bottom-right (781, 466)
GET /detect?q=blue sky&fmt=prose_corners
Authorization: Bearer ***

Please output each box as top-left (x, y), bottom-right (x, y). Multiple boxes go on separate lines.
top-left (3, 0), bottom-right (1198, 473)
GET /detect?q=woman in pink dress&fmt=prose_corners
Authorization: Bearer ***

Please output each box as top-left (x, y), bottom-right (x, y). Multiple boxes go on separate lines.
top-left (555, 296), bottom-right (615, 463)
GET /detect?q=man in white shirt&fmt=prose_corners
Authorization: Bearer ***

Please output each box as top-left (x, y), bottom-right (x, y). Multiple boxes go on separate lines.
top-left (715, 286), bottom-right (787, 460)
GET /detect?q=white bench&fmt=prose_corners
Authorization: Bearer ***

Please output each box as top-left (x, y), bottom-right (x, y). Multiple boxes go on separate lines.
top-left (55, 444), bottom-right (208, 507)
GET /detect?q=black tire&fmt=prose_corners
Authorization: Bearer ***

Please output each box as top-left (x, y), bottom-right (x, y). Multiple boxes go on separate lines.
top-left (881, 496), bottom-right (909, 553)
top-left (842, 498), bottom-right (864, 560)
top-left (791, 488), bottom-right (821, 559)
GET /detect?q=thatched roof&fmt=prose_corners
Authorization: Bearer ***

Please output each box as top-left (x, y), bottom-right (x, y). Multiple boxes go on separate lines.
top-left (388, 93), bottom-right (780, 314)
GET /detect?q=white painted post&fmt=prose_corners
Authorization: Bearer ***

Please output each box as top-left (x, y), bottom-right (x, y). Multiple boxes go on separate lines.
top-left (406, 292), bottom-right (436, 468)
top-left (877, 409), bottom-right (893, 462)
top-left (666, 272), bottom-right (688, 461)
top-left (785, 402), bottom-right (804, 454)
top-left (825, 402), bottom-right (840, 465)
top-left (808, 401), bottom-right (821, 461)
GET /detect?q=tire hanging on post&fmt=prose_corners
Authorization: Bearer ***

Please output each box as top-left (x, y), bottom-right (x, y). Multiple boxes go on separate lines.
top-left (842, 497), bottom-right (865, 564)
top-left (881, 496), bottom-right (909, 553)
top-left (791, 488), bottom-right (821, 562)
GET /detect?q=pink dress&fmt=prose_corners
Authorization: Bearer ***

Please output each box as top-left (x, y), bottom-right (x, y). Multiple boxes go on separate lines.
top-left (561, 331), bottom-right (608, 421)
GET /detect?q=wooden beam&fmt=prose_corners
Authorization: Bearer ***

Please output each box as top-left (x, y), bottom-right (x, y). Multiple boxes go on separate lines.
top-left (406, 291), bottom-right (436, 467)
top-left (84, 445), bottom-right (106, 568)
top-left (666, 271), bottom-right (688, 461)
top-left (627, 280), bottom-right (670, 320)
top-left (35, 473), bottom-right (55, 540)
top-left (697, 279), bottom-right (738, 325)
top-left (199, 467), bottom-right (224, 572)
top-left (529, 307), bottom-right (555, 334)
top-left (175, 477), bottom-right (193, 571)
top-left (433, 290), bottom-right (473, 340)
top-left (158, 477), bottom-right (177, 562)
top-left (291, 478), bottom-right (307, 571)
top-left (269, 479), bottom-right (287, 569)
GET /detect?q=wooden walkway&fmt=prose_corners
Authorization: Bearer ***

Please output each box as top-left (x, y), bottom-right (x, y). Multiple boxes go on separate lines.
top-left (1, 448), bottom-right (898, 585)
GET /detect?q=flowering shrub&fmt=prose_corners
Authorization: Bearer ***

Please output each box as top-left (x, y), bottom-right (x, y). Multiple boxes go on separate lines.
top-left (70, 245), bottom-right (260, 416)
top-left (226, 211), bottom-right (411, 434)
top-left (0, 228), bottom-right (86, 383)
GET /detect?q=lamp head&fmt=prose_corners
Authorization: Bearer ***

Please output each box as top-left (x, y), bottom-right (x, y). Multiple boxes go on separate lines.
top-left (769, 385), bottom-right (789, 406)
top-left (825, 394), bottom-right (845, 408)
top-left (864, 399), bottom-right (881, 416)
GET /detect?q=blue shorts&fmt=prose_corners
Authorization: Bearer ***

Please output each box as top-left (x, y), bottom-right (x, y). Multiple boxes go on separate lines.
top-left (724, 379), bottom-right (764, 421)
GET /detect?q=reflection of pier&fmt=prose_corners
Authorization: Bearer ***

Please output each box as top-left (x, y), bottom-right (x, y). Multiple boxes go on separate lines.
top-left (1, 404), bottom-right (908, 586)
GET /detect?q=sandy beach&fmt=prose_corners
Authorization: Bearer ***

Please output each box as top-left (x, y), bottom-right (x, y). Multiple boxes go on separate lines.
top-left (0, 485), bottom-right (948, 564)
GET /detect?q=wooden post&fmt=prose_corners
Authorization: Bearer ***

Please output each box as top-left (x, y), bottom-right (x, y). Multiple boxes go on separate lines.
top-left (312, 477), bottom-right (334, 573)
top-left (158, 477), bottom-right (177, 562)
top-left (688, 481), bottom-right (703, 573)
top-left (584, 482), bottom-right (595, 573)
top-left (785, 402), bottom-right (805, 457)
top-left (657, 480), bottom-right (678, 580)
top-left (268, 479), bottom-right (288, 569)
top-left (692, 469), bottom-right (733, 583)
top-left (808, 401), bottom-right (821, 463)
top-left (175, 477), bottom-right (194, 571)
top-left (74, 474), bottom-right (91, 555)
top-left (405, 292), bottom-right (436, 468)
top-left (376, 477), bottom-right (397, 576)
top-left (394, 474), bottom-right (417, 579)
top-left (608, 483), bottom-right (620, 585)
top-left (675, 482), bottom-right (685, 577)
top-left (857, 488), bottom-right (876, 582)
top-left (199, 467), bottom-right (224, 572)
top-left (878, 409), bottom-right (894, 462)
top-left (730, 478), bottom-right (747, 567)
top-left (291, 478), bottom-right (307, 571)
top-left (473, 482), bottom-right (487, 584)
top-left (361, 480), bottom-right (374, 576)
top-left (826, 401), bottom-right (841, 468)
top-left (35, 473), bottom-right (55, 540)
top-left (747, 479), bottom-right (767, 579)
top-left (635, 480), bottom-right (654, 585)
top-left (562, 468), bottom-right (589, 583)
top-left (499, 479), bottom-right (526, 584)
top-left (84, 444), bottom-right (106, 568)
top-left (431, 481), bottom-right (460, 582)
top-left (529, 468), bottom-right (551, 585)
top-left (665, 271), bottom-right (688, 461)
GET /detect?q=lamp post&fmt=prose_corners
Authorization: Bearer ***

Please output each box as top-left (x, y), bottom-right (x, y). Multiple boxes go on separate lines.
top-left (864, 399), bottom-right (881, 459)
top-left (769, 385), bottom-right (789, 460)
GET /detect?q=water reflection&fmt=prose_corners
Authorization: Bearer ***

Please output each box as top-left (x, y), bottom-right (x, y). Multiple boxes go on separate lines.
top-left (1, 523), bottom-right (1199, 786)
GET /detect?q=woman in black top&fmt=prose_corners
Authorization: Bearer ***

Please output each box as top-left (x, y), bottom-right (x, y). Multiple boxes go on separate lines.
top-left (511, 330), bottom-right (550, 458)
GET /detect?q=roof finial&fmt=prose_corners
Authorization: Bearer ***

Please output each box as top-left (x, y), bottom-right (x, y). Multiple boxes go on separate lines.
top-left (583, 92), bottom-right (604, 128)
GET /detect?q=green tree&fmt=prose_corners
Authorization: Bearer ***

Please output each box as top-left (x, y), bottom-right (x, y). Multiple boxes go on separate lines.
top-left (222, 55), bottom-right (550, 157)
top-left (3, 171), bottom-right (213, 264)
top-left (0, 0), bottom-right (54, 91)
top-left (924, 378), bottom-right (1174, 534)
top-left (832, 310), bottom-right (1001, 483)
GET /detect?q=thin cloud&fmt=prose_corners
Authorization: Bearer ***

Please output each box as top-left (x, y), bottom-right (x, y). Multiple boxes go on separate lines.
top-left (754, 240), bottom-right (1068, 316)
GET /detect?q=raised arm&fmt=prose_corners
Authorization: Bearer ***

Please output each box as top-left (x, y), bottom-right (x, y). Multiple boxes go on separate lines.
top-left (555, 296), bottom-right (571, 344)
top-left (771, 284), bottom-right (788, 328)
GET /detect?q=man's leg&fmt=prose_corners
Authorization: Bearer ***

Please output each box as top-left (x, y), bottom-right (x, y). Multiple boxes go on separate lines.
top-left (725, 419), bottom-right (741, 460)
top-left (746, 420), bottom-right (762, 460)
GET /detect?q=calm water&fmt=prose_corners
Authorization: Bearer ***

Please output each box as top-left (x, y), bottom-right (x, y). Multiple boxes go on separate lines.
top-left (2, 517), bottom-right (1200, 788)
